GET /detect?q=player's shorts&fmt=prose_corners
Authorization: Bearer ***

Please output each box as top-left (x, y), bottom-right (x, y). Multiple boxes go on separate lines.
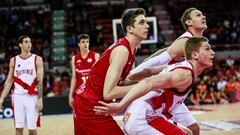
top-left (12, 94), bottom-right (38, 129)
top-left (171, 103), bottom-right (197, 127)
top-left (73, 95), bottom-right (124, 135)
top-left (123, 101), bottom-right (187, 135)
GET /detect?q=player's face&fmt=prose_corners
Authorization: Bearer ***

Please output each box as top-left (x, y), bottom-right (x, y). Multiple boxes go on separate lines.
top-left (20, 37), bottom-right (32, 52)
top-left (79, 39), bottom-right (89, 52)
top-left (196, 41), bottom-right (215, 68)
top-left (131, 15), bottom-right (149, 40)
top-left (189, 10), bottom-right (207, 30)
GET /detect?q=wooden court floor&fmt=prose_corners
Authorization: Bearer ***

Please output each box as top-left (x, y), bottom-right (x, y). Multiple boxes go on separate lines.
top-left (1, 102), bottom-right (240, 135)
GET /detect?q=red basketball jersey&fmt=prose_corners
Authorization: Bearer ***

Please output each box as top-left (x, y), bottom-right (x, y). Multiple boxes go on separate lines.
top-left (74, 51), bottom-right (97, 89)
top-left (75, 37), bottom-right (136, 118)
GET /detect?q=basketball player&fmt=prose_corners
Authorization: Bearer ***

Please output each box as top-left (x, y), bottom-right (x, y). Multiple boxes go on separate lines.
top-left (128, 7), bottom-right (207, 135)
top-left (68, 34), bottom-right (100, 134)
top-left (0, 35), bottom-right (44, 135)
top-left (73, 8), bottom-right (149, 135)
top-left (94, 37), bottom-right (215, 135)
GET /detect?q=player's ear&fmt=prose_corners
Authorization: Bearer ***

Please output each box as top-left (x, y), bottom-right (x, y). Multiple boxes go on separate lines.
top-left (192, 52), bottom-right (198, 60)
top-left (185, 20), bottom-right (192, 27)
top-left (126, 26), bottom-right (133, 34)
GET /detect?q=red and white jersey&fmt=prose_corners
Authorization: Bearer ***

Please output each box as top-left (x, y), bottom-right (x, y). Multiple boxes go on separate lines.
top-left (177, 31), bottom-right (194, 39)
top-left (13, 54), bottom-right (37, 95)
top-left (74, 51), bottom-right (97, 89)
top-left (168, 31), bottom-right (194, 64)
top-left (132, 60), bottom-right (194, 120)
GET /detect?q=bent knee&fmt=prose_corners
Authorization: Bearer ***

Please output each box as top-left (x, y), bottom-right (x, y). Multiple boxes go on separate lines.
top-left (187, 123), bottom-right (200, 135)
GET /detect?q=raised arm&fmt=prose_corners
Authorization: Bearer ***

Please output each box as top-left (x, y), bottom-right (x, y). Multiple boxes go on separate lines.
top-left (36, 56), bottom-right (44, 112)
top-left (0, 58), bottom-right (14, 109)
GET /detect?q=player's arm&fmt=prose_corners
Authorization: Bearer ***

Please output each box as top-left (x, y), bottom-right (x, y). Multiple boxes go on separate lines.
top-left (103, 46), bottom-right (133, 101)
top-left (128, 65), bottom-right (167, 81)
top-left (68, 56), bottom-right (76, 108)
top-left (120, 69), bottom-right (192, 108)
top-left (130, 38), bottom-right (188, 74)
top-left (166, 38), bottom-right (188, 60)
top-left (143, 47), bottom-right (168, 62)
top-left (0, 58), bottom-right (14, 109)
top-left (95, 69), bottom-right (192, 114)
top-left (36, 56), bottom-right (44, 112)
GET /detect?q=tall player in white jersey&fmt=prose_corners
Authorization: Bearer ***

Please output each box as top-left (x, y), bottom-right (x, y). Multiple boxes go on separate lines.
top-left (0, 35), bottom-right (44, 135)
top-left (94, 37), bottom-right (215, 135)
top-left (128, 8), bottom-right (207, 135)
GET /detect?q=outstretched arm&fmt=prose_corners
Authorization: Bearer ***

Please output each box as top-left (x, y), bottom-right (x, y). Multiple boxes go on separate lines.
top-left (94, 69), bottom-right (192, 115)
top-left (143, 47), bottom-right (168, 62)
top-left (128, 65), bottom-right (167, 81)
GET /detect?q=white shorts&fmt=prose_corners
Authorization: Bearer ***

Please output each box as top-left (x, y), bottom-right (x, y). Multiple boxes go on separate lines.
top-left (171, 103), bottom-right (197, 127)
top-left (12, 94), bottom-right (38, 129)
top-left (123, 101), bottom-right (164, 135)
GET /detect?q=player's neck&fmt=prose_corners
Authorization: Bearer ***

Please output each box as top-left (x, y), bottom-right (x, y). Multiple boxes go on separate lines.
top-left (20, 51), bottom-right (31, 58)
top-left (80, 50), bottom-right (89, 58)
top-left (125, 36), bottom-right (142, 52)
top-left (189, 60), bottom-right (206, 77)
top-left (188, 28), bottom-right (204, 36)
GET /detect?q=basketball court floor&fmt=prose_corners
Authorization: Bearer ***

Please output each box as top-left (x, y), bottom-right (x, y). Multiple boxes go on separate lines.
top-left (1, 102), bottom-right (240, 135)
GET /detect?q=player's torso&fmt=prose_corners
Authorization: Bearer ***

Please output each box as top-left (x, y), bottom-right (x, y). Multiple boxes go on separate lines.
top-left (134, 61), bottom-right (194, 119)
top-left (75, 51), bottom-right (96, 87)
top-left (13, 54), bottom-right (37, 94)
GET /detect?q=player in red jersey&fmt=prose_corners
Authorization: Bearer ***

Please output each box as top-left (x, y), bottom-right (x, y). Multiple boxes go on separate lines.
top-left (68, 34), bottom-right (100, 134)
top-left (0, 35), bottom-right (44, 135)
top-left (72, 8), bottom-right (149, 135)
top-left (94, 36), bottom-right (215, 135)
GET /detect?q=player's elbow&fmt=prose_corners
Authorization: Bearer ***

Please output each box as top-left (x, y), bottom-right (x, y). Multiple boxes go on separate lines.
top-left (103, 93), bottom-right (113, 101)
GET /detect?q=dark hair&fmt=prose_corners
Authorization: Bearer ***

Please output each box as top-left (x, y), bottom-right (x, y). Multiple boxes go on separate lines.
top-left (77, 34), bottom-right (89, 43)
top-left (121, 8), bottom-right (146, 34)
top-left (185, 36), bottom-right (209, 60)
top-left (181, 7), bottom-right (197, 30)
top-left (17, 35), bottom-right (30, 44)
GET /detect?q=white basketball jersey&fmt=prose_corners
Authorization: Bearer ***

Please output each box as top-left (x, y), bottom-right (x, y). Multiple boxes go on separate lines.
top-left (178, 31), bottom-right (194, 39)
top-left (13, 54), bottom-right (37, 94)
top-left (132, 60), bottom-right (194, 120)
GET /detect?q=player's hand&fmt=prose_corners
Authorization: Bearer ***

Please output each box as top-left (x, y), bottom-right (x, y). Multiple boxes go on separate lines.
top-left (93, 101), bottom-right (123, 116)
top-left (68, 96), bottom-right (74, 108)
top-left (37, 98), bottom-right (43, 112)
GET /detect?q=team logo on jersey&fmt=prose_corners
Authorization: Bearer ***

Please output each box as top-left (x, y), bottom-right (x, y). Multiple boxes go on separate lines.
top-left (77, 60), bottom-right (81, 63)
top-left (87, 58), bottom-right (92, 63)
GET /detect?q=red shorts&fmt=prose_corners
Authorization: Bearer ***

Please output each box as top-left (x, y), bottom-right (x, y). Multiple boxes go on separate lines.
top-left (73, 95), bottom-right (124, 135)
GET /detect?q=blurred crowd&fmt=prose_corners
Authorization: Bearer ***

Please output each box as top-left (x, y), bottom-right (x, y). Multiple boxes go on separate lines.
top-left (0, 0), bottom-right (240, 105)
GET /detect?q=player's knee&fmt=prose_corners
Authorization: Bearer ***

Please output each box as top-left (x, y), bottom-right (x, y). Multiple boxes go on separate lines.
top-left (29, 129), bottom-right (37, 135)
top-left (187, 123), bottom-right (200, 135)
top-left (16, 128), bottom-right (24, 134)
